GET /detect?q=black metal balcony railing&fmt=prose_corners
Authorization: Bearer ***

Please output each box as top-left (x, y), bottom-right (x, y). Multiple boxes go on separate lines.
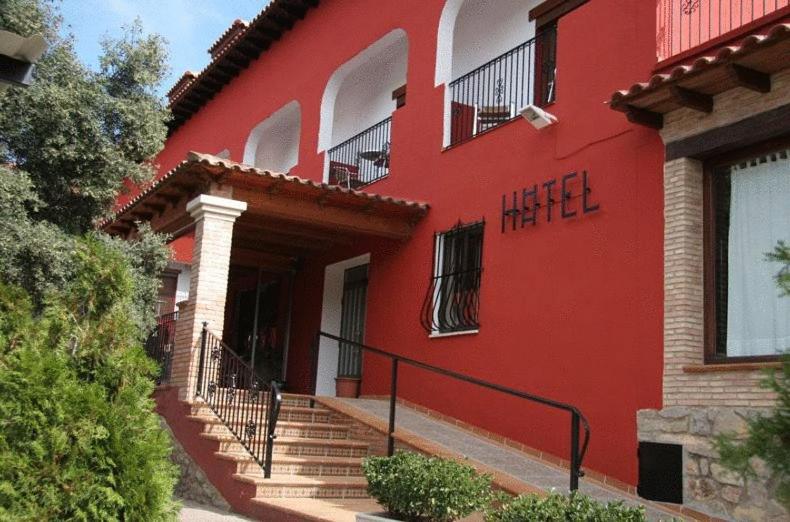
top-left (448, 25), bottom-right (557, 147)
top-left (327, 117), bottom-right (392, 189)
top-left (657, 0), bottom-right (790, 61)
top-left (145, 311), bottom-right (178, 384)
top-left (195, 325), bottom-right (282, 479)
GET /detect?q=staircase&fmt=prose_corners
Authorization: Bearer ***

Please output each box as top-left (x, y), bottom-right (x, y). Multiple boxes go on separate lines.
top-left (185, 393), bottom-right (374, 509)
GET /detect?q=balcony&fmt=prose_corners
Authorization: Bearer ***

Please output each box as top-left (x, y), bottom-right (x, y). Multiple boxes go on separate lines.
top-left (327, 117), bottom-right (391, 189)
top-left (447, 26), bottom-right (557, 147)
top-left (657, 0), bottom-right (790, 63)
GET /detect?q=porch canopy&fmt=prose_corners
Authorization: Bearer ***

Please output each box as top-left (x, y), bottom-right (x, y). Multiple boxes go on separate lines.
top-left (102, 152), bottom-right (429, 272)
top-left (609, 23), bottom-right (790, 129)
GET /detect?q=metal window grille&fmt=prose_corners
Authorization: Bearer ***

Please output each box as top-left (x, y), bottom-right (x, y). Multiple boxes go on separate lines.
top-left (448, 24), bottom-right (557, 147)
top-left (327, 117), bottom-right (392, 189)
top-left (421, 221), bottom-right (484, 334)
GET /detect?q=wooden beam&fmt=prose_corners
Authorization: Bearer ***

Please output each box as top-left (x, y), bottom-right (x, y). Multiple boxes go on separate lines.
top-left (669, 85), bottom-right (713, 113)
top-left (625, 105), bottom-right (663, 130)
top-left (529, 0), bottom-right (590, 27)
top-left (728, 64), bottom-right (771, 93)
top-left (238, 190), bottom-right (414, 239)
top-left (234, 218), bottom-right (354, 245)
top-left (230, 248), bottom-right (298, 272)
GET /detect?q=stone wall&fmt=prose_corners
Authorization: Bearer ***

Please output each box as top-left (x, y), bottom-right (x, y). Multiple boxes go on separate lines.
top-left (637, 407), bottom-right (785, 521)
top-left (160, 418), bottom-right (231, 510)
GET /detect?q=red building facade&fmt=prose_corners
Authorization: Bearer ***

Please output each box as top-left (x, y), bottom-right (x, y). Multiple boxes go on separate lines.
top-left (109, 1), bottom-right (790, 519)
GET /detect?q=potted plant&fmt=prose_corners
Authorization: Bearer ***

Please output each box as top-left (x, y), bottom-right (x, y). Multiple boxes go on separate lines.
top-left (357, 451), bottom-right (493, 522)
top-left (335, 374), bottom-right (361, 398)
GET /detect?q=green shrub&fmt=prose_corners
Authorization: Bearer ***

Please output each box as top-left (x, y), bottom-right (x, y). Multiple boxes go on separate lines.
top-left (486, 491), bottom-right (646, 522)
top-left (0, 237), bottom-right (179, 520)
top-left (363, 451), bottom-right (492, 521)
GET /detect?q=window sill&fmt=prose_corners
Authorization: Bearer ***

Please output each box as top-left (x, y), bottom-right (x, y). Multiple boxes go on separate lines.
top-left (683, 361), bottom-right (782, 374)
top-left (429, 329), bottom-right (479, 339)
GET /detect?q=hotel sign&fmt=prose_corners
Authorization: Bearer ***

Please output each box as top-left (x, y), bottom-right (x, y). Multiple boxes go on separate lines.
top-left (501, 171), bottom-right (600, 233)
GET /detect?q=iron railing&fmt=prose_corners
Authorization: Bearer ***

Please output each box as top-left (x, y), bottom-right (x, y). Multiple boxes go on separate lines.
top-left (657, 0), bottom-right (789, 61)
top-left (448, 25), bottom-right (557, 146)
top-left (327, 117), bottom-right (392, 189)
top-left (311, 331), bottom-right (591, 492)
top-left (145, 311), bottom-right (178, 384)
top-left (195, 324), bottom-right (282, 478)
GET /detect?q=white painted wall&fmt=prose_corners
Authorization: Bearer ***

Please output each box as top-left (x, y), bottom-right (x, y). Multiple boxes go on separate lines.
top-left (451, 0), bottom-right (537, 79)
top-left (174, 264), bottom-right (191, 308)
top-left (315, 253), bottom-right (370, 397)
top-left (318, 29), bottom-right (408, 161)
top-left (435, 0), bottom-right (539, 146)
top-left (242, 101), bottom-right (301, 173)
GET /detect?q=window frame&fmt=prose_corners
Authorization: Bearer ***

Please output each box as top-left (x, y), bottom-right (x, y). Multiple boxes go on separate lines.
top-left (422, 220), bottom-right (485, 336)
top-left (703, 137), bottom-right (790, 364)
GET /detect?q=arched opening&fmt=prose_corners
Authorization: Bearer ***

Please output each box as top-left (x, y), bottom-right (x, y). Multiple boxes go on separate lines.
top-left (319, 29), bottom-right (408, 187)
top-left (243, 101), bottom-right (301, 173)
top-left (436, 0), bottom-right (555, 146)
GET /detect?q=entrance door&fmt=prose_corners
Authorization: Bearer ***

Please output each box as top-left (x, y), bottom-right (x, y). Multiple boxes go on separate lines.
top-left (337, 265), bottom-right (368, 378)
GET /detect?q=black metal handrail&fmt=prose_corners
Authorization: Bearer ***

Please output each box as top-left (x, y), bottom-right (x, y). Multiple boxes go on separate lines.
top-left (327, 117), bottom-right (392, 189)
top-left (195, 323), bottom-right (282, 478)
top-left (447, 25), bottom-right (557, 146)
top-left (657, 0), bottom-right (789, 61)
top-left (312, 331), bottom-right (590, 492)
top-left (145, 311), bottom-right (178, 384)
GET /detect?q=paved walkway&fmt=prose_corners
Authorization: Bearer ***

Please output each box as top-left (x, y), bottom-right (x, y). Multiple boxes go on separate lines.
top-left (335, 398), bottom-right (683, 522)
top-left (179, 501), bottom-right (253, 522)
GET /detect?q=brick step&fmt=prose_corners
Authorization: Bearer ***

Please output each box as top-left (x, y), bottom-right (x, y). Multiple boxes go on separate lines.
top-left (203, 433), bottom-right (369, 458)
top-left (217, 452), bottom-right (365, 477)
top-left (190, 403), bottom-right (332, 423)
top-left (200, 391), bottom-right (313, 408)
top-left (189, 415), bottom-right (351, 439)
top-left (235, 473), bottom-right (369, 499)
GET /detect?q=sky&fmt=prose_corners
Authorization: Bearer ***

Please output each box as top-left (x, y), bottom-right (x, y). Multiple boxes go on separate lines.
top-left (59, 0), bottom-right (270, 97)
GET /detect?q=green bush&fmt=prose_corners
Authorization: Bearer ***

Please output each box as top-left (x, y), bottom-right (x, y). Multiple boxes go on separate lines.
top-left (0, 238), bottom-right (178, 520)
top-left (486, 491), bottom-right (646, 522)
top-left (363, 451), bottom-right (492, 521)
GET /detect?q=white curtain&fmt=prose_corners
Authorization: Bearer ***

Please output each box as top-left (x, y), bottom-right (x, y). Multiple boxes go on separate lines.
top-left (726, 150), bottom-right (790, 357)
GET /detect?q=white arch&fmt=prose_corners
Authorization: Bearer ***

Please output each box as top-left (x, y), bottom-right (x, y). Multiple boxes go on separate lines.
top-left (435, 0), bottom-right (540, 146)
top-left (318, 28), bottom-right (408, 154)
top-left (434, 0), bottom-right (464, 88)
top-left (243, 100), bottom-right (301, 173)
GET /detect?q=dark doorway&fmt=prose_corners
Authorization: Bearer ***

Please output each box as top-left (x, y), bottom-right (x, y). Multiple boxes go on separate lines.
top-left (230, 272), bottom-right (285, 386)
top-left (638, 441), bottom-right (683, 504)
top-left (337, 264), bottom-right (369, 378)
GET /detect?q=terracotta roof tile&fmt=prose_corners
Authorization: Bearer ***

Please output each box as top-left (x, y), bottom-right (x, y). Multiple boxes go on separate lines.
top-left (100, 152), bottom-right (429, 230)
top-left (610, 23), bottom-right (789, 111)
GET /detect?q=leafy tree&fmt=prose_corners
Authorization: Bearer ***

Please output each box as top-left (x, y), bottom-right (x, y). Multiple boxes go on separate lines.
top-left (0, 0), bottom-right (169, 233)
top-left (0, 238), bottom-right (179, 521)
top-left (0, 0), bottom-right (171, 332)
top-left (715, 243), bottom-right (790, 509)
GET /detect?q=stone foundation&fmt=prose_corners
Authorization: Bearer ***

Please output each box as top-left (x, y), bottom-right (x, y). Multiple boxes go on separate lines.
top-left (160, 418), bottom-right (231, 511)
top-left (637, 407), bottom-right (786, 521)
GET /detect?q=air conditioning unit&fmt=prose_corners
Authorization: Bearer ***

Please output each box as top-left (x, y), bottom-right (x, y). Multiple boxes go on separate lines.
top-left (518, 104), bottom-right (558, 130)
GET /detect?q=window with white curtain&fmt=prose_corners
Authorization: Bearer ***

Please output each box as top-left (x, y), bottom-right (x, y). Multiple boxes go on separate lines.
top-left (710, 148), bottom-right (790, 359)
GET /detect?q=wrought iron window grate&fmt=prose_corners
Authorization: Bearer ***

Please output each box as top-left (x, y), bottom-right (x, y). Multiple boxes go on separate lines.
top-left (327, 117), bottom-right (392, 189)
top-left (448, 24), bottom-right (557, 147)
top-left (421, 220), bottom-right (484, 334)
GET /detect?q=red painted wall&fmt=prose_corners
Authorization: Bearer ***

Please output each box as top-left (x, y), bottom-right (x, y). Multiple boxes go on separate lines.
top-left (134, 0), bottom-right (666, 486)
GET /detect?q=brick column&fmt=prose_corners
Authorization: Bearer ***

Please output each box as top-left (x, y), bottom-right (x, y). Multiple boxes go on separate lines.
top-left (171, 194), bottom-right (247, 401)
